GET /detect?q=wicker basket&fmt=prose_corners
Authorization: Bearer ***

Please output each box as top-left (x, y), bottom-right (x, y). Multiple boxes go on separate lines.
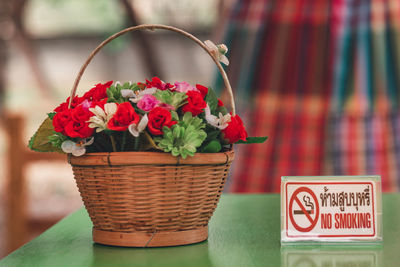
top-left (67, 24), bottom-right (236, 247)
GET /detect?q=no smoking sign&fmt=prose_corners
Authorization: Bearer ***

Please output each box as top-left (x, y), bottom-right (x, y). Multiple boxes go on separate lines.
top-left (281, 176), bottom-right (382, 244)
top-left (288, 187), bottom-right (319, 233)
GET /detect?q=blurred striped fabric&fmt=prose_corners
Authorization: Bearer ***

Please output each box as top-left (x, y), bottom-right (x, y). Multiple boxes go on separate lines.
top-left (215, 0), bottom-right (400, 192)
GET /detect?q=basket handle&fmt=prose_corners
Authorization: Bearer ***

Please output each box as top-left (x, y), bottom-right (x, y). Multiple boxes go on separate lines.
top-left (69, 24), bottom-right (236, 115)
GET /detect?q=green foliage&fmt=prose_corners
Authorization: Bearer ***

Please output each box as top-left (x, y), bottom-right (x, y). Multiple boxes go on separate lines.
top-left (47, 112), bottom-right (56, 119)
top-left (215, 105), bottom-right (228, 116)
top-left (28, 117), bottom-right (64, 153)
top-left (107, 82), bottom-right (139, 103)
top-left (170, 110), bottom-right (179, 121)
top-left (180, 112), bottom-right (205, 131)
top-left (155, 123), bottom-right (207, 159)
top-left (235, 136), bottom-right (268, 144)
top-left (154, 90), bottom-right (187, 109)
top-left (48, 132), bottom-right (68, 150)
top-left (200, 140), bottom-right (222, 153)
top-left (206, 87), bottom-right (218, 113)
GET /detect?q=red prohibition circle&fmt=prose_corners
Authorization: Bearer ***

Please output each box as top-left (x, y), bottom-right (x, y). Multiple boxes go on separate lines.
top-left (288, 187), bottom-right (319, 232)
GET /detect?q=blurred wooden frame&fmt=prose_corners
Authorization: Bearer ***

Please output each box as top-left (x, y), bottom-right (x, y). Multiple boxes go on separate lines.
top-left (4, 114), bottom-right (65, 255)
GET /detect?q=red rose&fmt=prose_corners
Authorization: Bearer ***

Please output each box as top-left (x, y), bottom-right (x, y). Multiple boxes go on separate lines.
top-left (53, 109), bottom-right (72, 134)
top-left (83, 81), bottom-right (112, 101)
top-left (54, 96), bottom-right (84, 112)
top-left (147, 107), bottom-right (177, 135)
top-left (222, 114), bottom-right (248, 143)
top-left (90, 98), bottom-right (108, 109)
top-left (59, 103), bottom-right (94, 138)
top-left (217, 98), bottom-right (224, 107)
top-left (71, 103), bottom-right (92, 123)
top-left (107, 102), bottom-right (140, 131)
top-left (145, 77), bottom-right (173, 90)
top-left (64, 121), bottom-right (94, 138)
top-left (181, 90), bottom-right (206, 116)
top-left (195, 84), bottom-right (208, 98)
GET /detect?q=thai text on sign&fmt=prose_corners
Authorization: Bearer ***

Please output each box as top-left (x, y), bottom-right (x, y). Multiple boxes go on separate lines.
top-left (281, 176), bottom-right (382, 244)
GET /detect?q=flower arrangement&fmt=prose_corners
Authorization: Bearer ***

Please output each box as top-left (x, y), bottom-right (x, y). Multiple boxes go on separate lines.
top-left (29, 77), bottom-right (266, 158)
top-left (29, 40), bottom-right (266, 159)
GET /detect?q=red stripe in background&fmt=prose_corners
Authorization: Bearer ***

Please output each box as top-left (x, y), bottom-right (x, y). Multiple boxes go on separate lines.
top-left (270, 0), bottom-right (307, 192)
top-left (232, 0), bottom-right (282, 192)
top-left (298, 0), bottom-right (325, 178)
top-left (380, 116), bottom-right (390, 191)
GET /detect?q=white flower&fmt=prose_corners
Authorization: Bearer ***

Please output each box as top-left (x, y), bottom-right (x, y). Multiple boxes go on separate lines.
top-left (88, 103), bottom-right (118, 132)
top-left (204, 40), bottom-right (229, 66)
top-left (121, 88), bottom-right (157, 103)
top-left (61, 137), bottom-right (94, 157)
top-left (204, 104), bottom-right (231, 130)
top-left (128, 114), bottom-right (148, 137)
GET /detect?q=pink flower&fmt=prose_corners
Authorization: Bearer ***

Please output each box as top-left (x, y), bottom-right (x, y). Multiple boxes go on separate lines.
top-left (157, 103), bottom-right (175, 111)
top-left (174, 82), bottom-right (199, 93)
top-left (137, 94), bottom-right (160, 111)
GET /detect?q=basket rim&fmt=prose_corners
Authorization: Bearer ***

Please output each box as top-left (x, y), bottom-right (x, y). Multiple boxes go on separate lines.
top-left (68, 149), bottom-right (234, 166)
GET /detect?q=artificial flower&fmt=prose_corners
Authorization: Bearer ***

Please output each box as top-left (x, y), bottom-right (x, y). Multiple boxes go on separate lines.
top-left (71, 102), bottom-right (91, 123)
top-left (155, 123), bottom-right (207, 159)
top-left (61, 137), bottom-right (94, 156)
top-left (128, 114), bottom-right (148, 137)
top-left (108, 102), bottom-right (140, 131)
top-left (53, 109), bottom-right (71, 135)
top-left (221, 114), bottom-right (248, 143)
top-left (157, 103), bottom-right (175, 111)
top-left (88, 103), bottom-right (118, 132)
top-left (90, 98), bottom-right (108, 109)
top-left (204, 104), bottom-right (231, 130)
top-left (137, 94), bottom-right (160, 111)
top-left (204, 40), bottom-right (229, 65)
top-left (145, 77), bottom-right (173, 90)
top-left (64, 120), bottom-right (94, 138)
top-left (154, 90), bottom-right (187, 109)
top-left (121, 88), bottom-right (157, 103)
top-left (83, 81), bottom-right (112, 101)
top-left (196, 84), bottom-right (209, 98)
top-left (181, 90), bottom-right (206, 116)
top-left (174, 81), bottom-right (198, 93)
top-left (147, 107), bottom-right (177, 135)
top-left (53, 96), bottom-right (83, 112)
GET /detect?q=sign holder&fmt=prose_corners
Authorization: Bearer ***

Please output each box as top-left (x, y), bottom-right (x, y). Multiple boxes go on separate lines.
top-left (281, 176), bottom-right (382, 245)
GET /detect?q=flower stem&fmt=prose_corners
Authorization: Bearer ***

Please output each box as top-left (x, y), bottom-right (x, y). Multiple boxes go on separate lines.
top-left (121, 131), bottom-right (127, 151)
top-left (110, 135), bottom-right (117, 152)
top-left (134, 136), bottom-right (140, 151)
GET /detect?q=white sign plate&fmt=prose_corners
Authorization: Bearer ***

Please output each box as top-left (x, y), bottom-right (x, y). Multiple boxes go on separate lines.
top-left (281, 176), bottom-right (382, 244)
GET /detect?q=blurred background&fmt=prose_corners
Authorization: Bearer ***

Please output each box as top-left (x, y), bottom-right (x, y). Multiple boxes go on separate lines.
top-left (1, 0), bottom-right (400, 258)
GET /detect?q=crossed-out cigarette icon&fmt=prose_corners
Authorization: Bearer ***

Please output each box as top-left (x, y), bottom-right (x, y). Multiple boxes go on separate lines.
top-left (294, 195), bottom-right (315, 215)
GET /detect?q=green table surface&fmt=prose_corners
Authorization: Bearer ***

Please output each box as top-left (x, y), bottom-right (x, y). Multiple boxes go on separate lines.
top-left (1, 194), bottom-right (400, 267)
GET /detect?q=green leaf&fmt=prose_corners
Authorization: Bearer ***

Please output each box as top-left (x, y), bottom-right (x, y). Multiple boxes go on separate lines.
top-left (107, 84), bottom-right (125, 103)
top-left (28, 117), bottom-right (64, 153)
top-left (206, 87), bottom-right (218, 112)
top-left (201, 140), bottom-right (222, 153)
top-left (170, 110), bottom-right (179, 121)
top-left (48, 132), bottom-right (67, 150)
top-left (130, 83), bottom-right (141, 91)
top-left (180, 112), bottom-right (205, 131)
top-left (203, 127), bottom-right (220, 142)
top-left (154, 90), bottom-right (187, 109)
top-left (235, 136), bottom-right (268, 144)
top-left (47, 112), bottom-right (56, 119)
top-left (215, 105), bottom-right (228, 116)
